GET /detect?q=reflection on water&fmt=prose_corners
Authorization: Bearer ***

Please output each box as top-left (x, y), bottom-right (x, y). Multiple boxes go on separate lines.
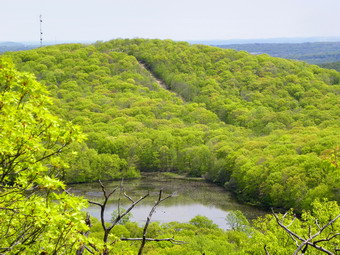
top-left (69, 173), bottom-right (267, 229)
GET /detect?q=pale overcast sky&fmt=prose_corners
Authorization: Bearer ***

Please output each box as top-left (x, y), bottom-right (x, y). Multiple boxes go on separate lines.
top-left (1, 0), bottom-right (340, 43)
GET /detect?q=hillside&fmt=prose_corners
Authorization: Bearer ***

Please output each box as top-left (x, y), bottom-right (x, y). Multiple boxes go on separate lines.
top-left (4, 39), bottom-right (340, 211)
top-left (0, 41), bottom-right (37, 53)
top-left (217, 42), bottom-right (340, 64)
top-left (320, 61), bottom-right (340, 72)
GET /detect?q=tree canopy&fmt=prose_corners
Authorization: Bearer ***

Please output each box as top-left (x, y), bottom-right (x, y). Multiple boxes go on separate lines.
top-left (3, 39), bottom-right (340, 211)
top-left (0, 58), bottom-right (87, 253)
top-left (1, 39), bottom-right (339, 254)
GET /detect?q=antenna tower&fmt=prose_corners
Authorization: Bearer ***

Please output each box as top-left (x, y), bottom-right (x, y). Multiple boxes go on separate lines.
top-left (39, 15), bottom-right (43, 47)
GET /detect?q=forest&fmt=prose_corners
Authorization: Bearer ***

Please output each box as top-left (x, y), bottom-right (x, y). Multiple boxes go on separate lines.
top-left (217, 41), bottom-right (340, 64)
top-left (320, 61), bottom-right (340, 72)
top-left (0, 39), bottom-right (339, 254)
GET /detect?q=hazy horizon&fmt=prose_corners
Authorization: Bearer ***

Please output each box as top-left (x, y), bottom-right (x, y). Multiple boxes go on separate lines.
top-left (1, 0), bottom-right (340, 43)
top-left (2, 36), bottom-right (340, 47)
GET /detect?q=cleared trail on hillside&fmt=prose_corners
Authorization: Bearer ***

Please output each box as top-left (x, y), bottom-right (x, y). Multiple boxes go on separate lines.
top-left (137, 60), bottom-right (186, 102)
top-left (139, 62), bottom-right (168, 90)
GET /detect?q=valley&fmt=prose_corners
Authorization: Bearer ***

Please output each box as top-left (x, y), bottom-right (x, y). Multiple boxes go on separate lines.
top-left (1, 39), bottom-right (339, 254)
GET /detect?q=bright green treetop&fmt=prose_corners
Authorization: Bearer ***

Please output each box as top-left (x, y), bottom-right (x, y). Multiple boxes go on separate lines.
top-left (0, 58), bottom-right (88, 254)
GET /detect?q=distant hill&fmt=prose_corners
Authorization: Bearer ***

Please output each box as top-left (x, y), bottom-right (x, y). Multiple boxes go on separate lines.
top-left (0, 42), bottom-right (38, 53)
top-left (188, 36), bottom-right (340, 45)
top-left (319, 61), bottom-right (340, 71)
top-left (217, 42), bottom-right (340, 64)
top-left (0, 41), bottom-right (93, 53)
top-left (0, 41), bottom-right (25, 47)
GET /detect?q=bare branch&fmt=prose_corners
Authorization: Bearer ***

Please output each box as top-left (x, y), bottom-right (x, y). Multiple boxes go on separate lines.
top-left (88, 180), bottom-right (149, 255)
top-left (315, 219), bottom-right (321, 230)
top-left (288, 232), bottom-right (300, 248)
top-left (124, 192), bottom-right (135, 203)
top-left (264, 244), bottom-right (270, 255)
top-left (287, 217), bottom-right (296, 228)
top-left (87, 182), bottom-right (182, 255)
top-left (311, 214), bottom-right (340, 239)
top-left (138, 189), bottom-right (173, 255)
top-left (109, 192), bottom-right (149, 231)
top-left (98, 180), bottom-right (116, 199)
top-left (88, 201), bottom-right (102, 207)
top-left (88, 180), bottom-right (117, 241)
top-left (314, 233), bottom-right (340, 244)
top-left (76, 213), bottom-right (92, 255)
top-left (121, 237), bottom-right (185, 245)
top-left (117, 179), bottom-right (124, 221)
top-left (271, 209), bottom-right (305, 243)
top-left (83, 246), bottom-right (95, 254)
top-left (294, 214), bottom-right (340, 255)
top-left (0, 207), bottom-right (18, 212)
top-left (272, 209), bottom-right (340, 255)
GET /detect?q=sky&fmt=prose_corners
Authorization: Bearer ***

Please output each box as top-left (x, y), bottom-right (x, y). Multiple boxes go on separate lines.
top-left (1, 0), bottom-right (340, 43)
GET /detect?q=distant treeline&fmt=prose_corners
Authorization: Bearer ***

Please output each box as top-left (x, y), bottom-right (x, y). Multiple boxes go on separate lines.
top-left (0, 42), bottom-right (38, 53)
top-left (319, 61), bottom-right (340, 71)
top-left (218, 42), bottom-right (340, 64)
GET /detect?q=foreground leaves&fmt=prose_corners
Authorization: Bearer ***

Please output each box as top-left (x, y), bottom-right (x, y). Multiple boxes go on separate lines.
top-left (0, 58), bottom-right (87, 254)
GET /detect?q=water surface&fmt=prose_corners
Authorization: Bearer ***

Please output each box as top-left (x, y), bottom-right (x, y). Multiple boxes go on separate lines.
top-left (69, 173), bottom-right (266, 229)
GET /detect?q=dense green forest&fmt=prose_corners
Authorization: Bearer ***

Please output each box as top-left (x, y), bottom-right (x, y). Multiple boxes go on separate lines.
top-left (4, 39), bottom-right (340, 211)
top-left (1, 39), bottom-right (339, 254)
top-left (320, 61), bottom-right (340, 72)
top-left (218, 42), bottom-right (340, 64)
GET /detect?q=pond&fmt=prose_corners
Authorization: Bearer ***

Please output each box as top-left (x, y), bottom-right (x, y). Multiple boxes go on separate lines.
top-left (69, 173), bottom-right (267, 230)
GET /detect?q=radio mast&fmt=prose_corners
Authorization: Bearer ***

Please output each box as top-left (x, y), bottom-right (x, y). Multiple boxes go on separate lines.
top-left (39, 15), bottom-right (43, 47)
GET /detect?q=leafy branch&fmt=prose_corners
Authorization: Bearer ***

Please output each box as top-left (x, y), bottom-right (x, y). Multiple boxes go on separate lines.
top-left (270, 208), bottom-right (340, 255)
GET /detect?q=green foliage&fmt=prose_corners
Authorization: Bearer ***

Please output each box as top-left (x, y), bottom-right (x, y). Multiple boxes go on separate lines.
top-left (0, 58), bottom-right (88, 253)
top-left (320, 61), bottom-right (340, 72)
top-left (248, 199), bottom-right (340, 254)
top-left (100, 39), bottom-right (339, 210)
top-left (111, 209), bottom-right (132, 225)
top-left (4, 39), bottom-right (340, 212)
top-left (225, 210), bottom-right (250, 233)
top-left (88, 216), bottom-right (243, 255)
top-left (5, 43), bottom-right (244, 184)
top-left (86, 200), bottom-right (339, 254)
top-left (189, 215), bottom-right (218, 229)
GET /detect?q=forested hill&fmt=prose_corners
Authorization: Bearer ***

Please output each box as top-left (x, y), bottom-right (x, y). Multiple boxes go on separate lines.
top-left (320, 61), bottom-right (340, 72)
top-left (0, 42), bottom-right (37, 53)
top-left (217, 42), bottom-right (340, 64)
top-left (4, 39), bottom-right (340, 212)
